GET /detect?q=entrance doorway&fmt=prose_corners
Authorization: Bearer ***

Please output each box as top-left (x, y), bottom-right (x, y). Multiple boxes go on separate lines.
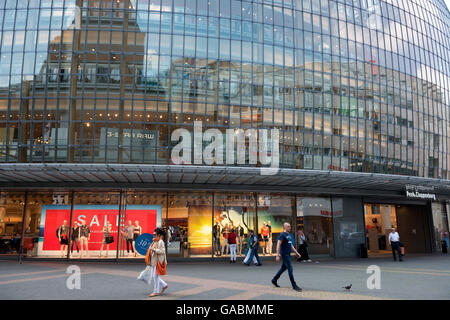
top-left (364, 203), bottom-right (431, 257)
top-left (364, 204), bottom-right (397, 256)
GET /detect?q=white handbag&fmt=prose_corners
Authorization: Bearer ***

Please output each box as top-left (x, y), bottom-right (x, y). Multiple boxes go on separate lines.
top-left (137, 266), bottom-right (153, 285)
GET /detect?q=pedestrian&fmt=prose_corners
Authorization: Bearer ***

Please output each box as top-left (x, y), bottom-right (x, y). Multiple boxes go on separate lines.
top-left (243, 229), bottom-right (262, 266)
top-left (145, 228), bottom-right (168, 297)
top-left (271, 222), bottom-right (302, 291)
top-left (243, 231), bottom-right (258, 265)
top-left (229, 228), bottom-right (237, 263)
top-left (297, 228), bottom-right (312, 262)
top-left (388, 227), bottom-right (403, 261)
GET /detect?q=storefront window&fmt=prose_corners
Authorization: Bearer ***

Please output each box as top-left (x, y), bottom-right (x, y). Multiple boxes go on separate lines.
top-left (120, 192), bottom-right (166, 259)
top-left (364, 204), bottom-right (397, 254)
top-left (213, 193), bottom-right (256, 257)
top-left (332, 197), bottom-right (365, 258)
top-left (68, 192), bottom-right (121, 259)
top-left (431, 202), bottom-right (449, 252)
top-left (29, 192), bottom-right (72, 258)
top-left (258, 194), bottom-right (294, 256)
top-left (296, 197), bottom-right (334, 256)
top-left (0, 192), bottom-right (25, 255)
top-left (167, 193), bottom-right (212, 257)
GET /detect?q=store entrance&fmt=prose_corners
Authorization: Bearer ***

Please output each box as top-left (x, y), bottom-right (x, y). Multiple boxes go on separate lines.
top-left (396, 205), bottom-right (431, 254)
top-left (364, 203), bottom-right (431, 256)
top-left (364, 204), bottom-right (397, 256)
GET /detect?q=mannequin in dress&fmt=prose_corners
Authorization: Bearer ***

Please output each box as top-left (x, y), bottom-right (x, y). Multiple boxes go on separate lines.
top-left (99, 221), bottom-right (112, 258)
top-left (133, 220), bottom-right (142, 257)
top-left (79, 220), bottom-right (90, 257)
top-left (58, 220), bottom-right (69, 258)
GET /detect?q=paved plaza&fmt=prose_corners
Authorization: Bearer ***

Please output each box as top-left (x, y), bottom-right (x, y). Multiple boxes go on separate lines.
top-left (0, 254), bottom-right (449, 300)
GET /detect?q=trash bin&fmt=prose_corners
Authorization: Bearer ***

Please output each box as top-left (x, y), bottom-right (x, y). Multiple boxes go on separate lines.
top-left (442, 240), bottom-right (448, 254)
top-left (360, 243), bottom-right (368, 258)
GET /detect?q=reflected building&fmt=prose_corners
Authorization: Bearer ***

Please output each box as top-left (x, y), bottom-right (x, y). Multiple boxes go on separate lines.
top-left (0, 0), bottom-right (449, 260)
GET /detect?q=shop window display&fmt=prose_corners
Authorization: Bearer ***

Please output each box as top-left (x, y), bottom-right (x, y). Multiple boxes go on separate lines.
top-left (119, 192), bottom-right (165, 259)
top-left (296, 197), bottom-right (334, 256)
top-left (364, 204), bottom-right (397, 253)
top-left (213, 193), bottom-right (256, 257)
top-left (37, 192), bottom-right (122, 258)
top-left (0, 192), bottom-right (25, 255)
top-left (167, 193), bottom-right (212, 257)
top-left (257, 194), bottom-right (294, 256)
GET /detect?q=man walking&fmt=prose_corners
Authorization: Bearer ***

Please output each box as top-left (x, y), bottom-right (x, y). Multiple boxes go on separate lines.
top-left (389, 227), bottom-right (403, 261)
top-left (243, 229), bottom-right (262, 266)
top-left (271, 223), bottom-right (302, 291)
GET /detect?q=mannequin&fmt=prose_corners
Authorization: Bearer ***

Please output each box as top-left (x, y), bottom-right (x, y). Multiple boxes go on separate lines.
top-left (213, 221), bottom-right (221, 256)
top-left (122, 220), bottom-right (134, 256)
top-left (236, 223), bottom-right (243, 256)
top-left (267, 221), bottom-right (273, 255)
top-left (70, 222), bottom-right (80, 257)
top-left (133, 220), bottom-right (142, 257)
top-left (58, 220), bottom-right (69, 258)
top-left (99, 221), bottom-right (112, 258)
top-left (79, 220), bottom-right (90, 257)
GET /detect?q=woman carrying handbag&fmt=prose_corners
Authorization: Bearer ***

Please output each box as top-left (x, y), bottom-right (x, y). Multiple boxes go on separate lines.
top-left (144, 228), bottom-right (168, 297)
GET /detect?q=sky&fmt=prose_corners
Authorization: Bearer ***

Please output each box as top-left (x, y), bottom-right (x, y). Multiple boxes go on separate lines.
top-left (446, 0), bottom-right (450, 11)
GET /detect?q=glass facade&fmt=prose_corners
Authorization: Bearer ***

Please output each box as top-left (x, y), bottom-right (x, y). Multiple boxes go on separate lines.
top-left (0, 190), bottom-right (386, 259)
top-left (0, 0), bottom-right (448, 178)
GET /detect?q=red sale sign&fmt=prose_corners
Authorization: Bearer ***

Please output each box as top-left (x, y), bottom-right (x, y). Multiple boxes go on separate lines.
top-left (38, 205), bottom-right (162, 255)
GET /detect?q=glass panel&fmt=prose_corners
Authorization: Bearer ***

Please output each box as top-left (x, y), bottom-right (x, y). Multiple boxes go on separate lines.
top-left (119, 192), bottom-right (166, 259)
top-left (257, 194), bottom-right (294, 256)
top-left (296, 196), bottom-right (334, 256)
top-left (333, 197), bottom-right (365, 258)
top-left (0, 192), bottom-right (25, 256)
top-left (31, 192), bottom-right (72, 258)
top-left (69, 192), bottom-right (121, 259)
top-left (167, 192), bottom-right (212, 257)
top-left (213, 193), bottom-right (256, 258)
top-left (364, 204), bottom-right (398, 255)
top-left (431, 203), bottom-right (449, 253)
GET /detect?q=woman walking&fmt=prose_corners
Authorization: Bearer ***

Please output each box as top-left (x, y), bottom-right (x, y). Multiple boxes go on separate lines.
top-left (145, 228), bottom-right (168, 297)
top-left (297, 228), bottom-right (312, 262)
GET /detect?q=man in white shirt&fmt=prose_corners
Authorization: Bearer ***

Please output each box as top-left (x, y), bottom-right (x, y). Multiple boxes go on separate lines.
top-left (388, 227), bottom-right (403, 261)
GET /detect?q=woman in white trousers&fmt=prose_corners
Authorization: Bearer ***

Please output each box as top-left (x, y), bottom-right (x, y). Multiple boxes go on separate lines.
top-left (145, 228), bottom-right (168, 297)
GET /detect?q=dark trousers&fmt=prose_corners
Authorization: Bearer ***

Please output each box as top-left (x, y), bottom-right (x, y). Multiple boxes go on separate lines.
top-left (126, 238), bottom-right (134, 253)
top-left (70, 239), bottom-right (79, 253)
top-left (391, 241), bottom-right (403, 260)
top-left (245, 247), bottom-right (262, 265)
top-left (297, 244), bottom-right (310, 261)
top-left (273, 254), bottom-right (297, 288)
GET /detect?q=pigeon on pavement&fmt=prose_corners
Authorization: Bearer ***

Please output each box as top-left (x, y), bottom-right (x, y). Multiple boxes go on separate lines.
top-left (342, 284), bottom-right (352, 291)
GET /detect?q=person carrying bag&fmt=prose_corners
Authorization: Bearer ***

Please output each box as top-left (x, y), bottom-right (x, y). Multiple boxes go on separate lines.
top-left (142, 228), bottom-right (168, 297)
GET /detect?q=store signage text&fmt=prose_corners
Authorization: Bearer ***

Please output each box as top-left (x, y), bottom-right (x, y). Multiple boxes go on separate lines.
top-left (405, 185), bottom-right (436, 201)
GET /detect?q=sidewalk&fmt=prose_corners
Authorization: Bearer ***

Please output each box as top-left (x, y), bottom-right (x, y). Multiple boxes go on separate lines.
top-left (0, 254), bottom-right (449, 300)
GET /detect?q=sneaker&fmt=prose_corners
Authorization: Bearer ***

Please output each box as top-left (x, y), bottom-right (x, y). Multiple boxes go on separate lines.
top-left (271, 279), bottom-right (280, 288)
top-left (293, 285), bottom-right (302, 292)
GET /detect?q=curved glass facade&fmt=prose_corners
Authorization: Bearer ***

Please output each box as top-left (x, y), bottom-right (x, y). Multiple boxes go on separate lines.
top-left (0, 0), bottom-right (449, 178)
